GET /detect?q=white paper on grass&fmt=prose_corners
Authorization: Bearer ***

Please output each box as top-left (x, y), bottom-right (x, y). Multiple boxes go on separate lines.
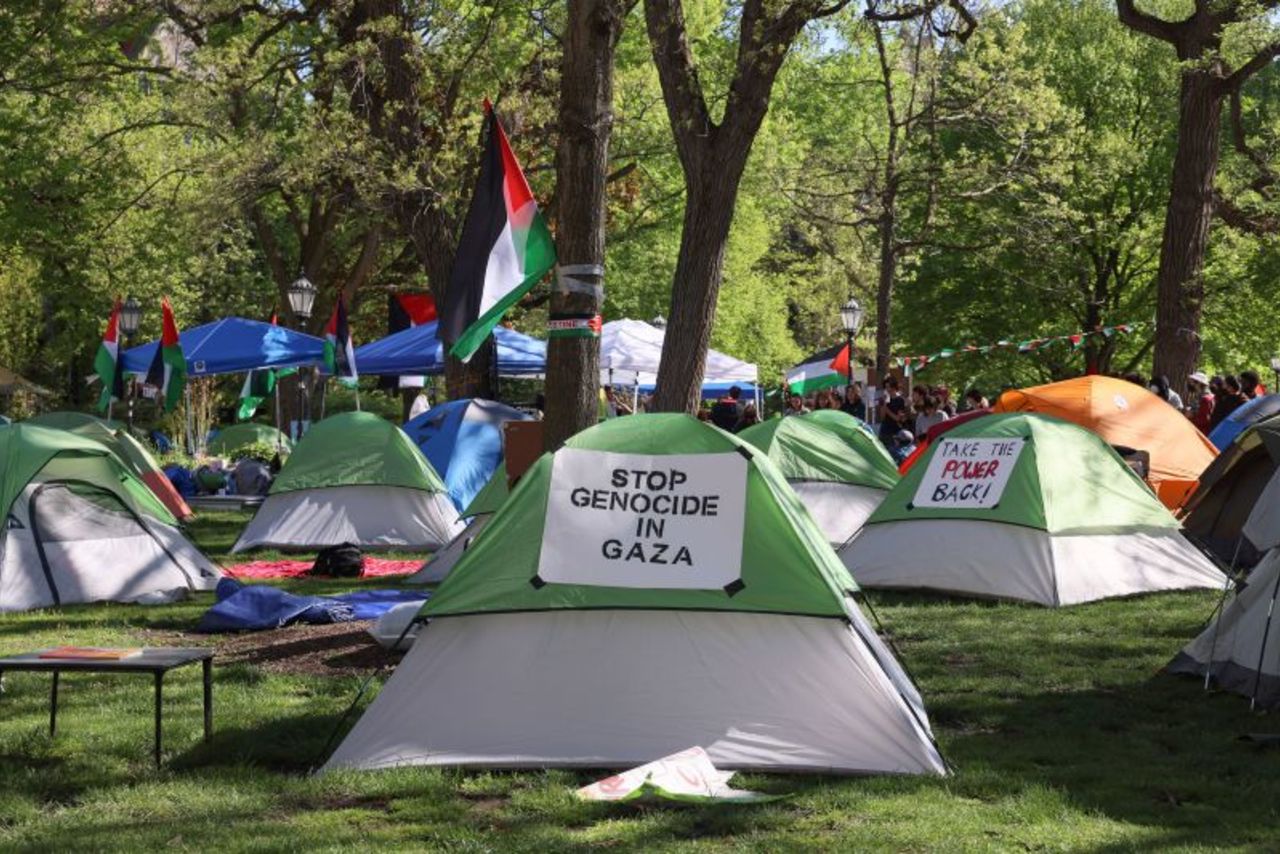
top-left (913, 437), bottom-right (1025, 510)
top-left (576, 746), bottom-right (779, 803)
top-left (538, 448), bottom-right (747, 590)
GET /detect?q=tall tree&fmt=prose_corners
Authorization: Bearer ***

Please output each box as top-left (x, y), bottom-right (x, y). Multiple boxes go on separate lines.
top-left (543, 0), bottom-right (634, 450)
top-left (1116, 0), bottom-right (1280, 392)
top-left (644, 0), bottom-right (989, 412)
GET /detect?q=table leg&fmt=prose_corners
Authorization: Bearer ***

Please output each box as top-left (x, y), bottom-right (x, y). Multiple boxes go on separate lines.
top-left (49, 672), bottom-right (59, 737)
top-left (153, 672), bottom-right (163, 769)
top-left (202, 659), bottom-right (212, 742)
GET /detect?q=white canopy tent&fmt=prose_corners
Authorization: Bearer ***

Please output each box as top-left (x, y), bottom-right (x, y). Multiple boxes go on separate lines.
top-left (599, 319), bottom-right (760, 408)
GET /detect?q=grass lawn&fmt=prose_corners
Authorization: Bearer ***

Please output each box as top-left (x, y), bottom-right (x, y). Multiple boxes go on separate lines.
top-left (2, 512), bottom-right (1279, 851)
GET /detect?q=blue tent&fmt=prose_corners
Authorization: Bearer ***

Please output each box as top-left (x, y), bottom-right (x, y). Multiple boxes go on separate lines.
top-left (353, 321), bottom-right (545, 377)
top-left (403, 398), bottom-right (531, 511)
top-left (1209, 393), bottom-right (1280, 449)
top-left (121, 317), bottom-right (325, 376)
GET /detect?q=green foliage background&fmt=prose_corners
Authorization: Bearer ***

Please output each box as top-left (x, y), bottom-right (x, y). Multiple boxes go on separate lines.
top-left (1, 0), bottom-right (1278, 411)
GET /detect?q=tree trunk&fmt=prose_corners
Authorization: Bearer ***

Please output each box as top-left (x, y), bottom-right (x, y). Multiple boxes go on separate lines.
top-left (651, 174), bottom-right (740, 413)
top-left (444, 339), bottom-right (495, 399)
top-left (1152, 67), bottom-right (1221, 395)
top-left (543, 0), bottom-right (627, 450)
top-left (875, 200), bottom-right (897, 381)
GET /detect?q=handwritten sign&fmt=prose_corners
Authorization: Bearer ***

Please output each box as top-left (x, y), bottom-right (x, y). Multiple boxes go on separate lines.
top-left (913, 437), bottom-right (1025, 509)
top-left (537, 448), bottom-right (747, 589)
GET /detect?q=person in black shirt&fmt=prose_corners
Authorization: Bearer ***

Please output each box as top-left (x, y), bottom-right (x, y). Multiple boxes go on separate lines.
top-left (840, 383), bottom-right (866, 420)
top-left (710, 386), bottom-right (744, 432)
top-left (878, 377), bottom-right (908, 443)
top-left (1210, 375), bottom-right (1248, 430)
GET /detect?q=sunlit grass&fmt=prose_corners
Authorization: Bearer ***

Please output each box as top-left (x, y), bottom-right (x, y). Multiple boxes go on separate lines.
top-left (1, 515), bottom-right (1278, 850)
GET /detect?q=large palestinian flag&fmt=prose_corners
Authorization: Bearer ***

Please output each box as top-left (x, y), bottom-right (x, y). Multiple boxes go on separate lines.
top-left (94, 297), bottom-right (125, 413)
top-left (144, 297), bottom-right (186, 412)
top-left (442, 102), bottom-right (555, 362)
top-left (786, 344), bottom-right (847, 395)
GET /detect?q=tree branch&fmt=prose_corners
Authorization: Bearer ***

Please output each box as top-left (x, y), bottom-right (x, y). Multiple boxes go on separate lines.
top-left (1115, 0), bottom-right (1187, 45)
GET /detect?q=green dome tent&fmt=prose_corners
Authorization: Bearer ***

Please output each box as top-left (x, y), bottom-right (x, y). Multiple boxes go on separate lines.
top-left (839, 413), bottom-right (1226, 606)
top-left (326, 413), bottom-right (945, 776)
top-left (738, 415), bottom-right (899, 546)
top-left (0, 424), bottom-right (219, 612)
top-left (407, 463), bottom-right (512, 585)
top-left (28, 411), bottom-right (193, 519)
top-left (232, 412), bottom-right (460, 552)
top-left (803, 409), bottom-right (892, 462)
top-left (207, 422), bottom-right (292, 456)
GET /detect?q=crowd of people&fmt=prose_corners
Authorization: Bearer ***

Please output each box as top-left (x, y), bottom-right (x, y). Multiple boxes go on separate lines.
top-left (595, 365), bottom-right (1270, 459)
top-left (1177, 370), bottom-right (1268, 433)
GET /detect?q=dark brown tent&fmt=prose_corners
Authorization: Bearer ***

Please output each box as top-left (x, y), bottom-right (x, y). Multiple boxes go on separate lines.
top-left (1182, 414), bottom-right (1280, 568)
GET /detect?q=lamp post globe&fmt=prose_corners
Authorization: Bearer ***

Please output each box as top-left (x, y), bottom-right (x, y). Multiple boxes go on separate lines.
top-left (839, 297), bottom-right (864, 388)
top-left (119, 296), bottom-right (142, 341)
top-left (840, 297), bottom-right (864, 337)
top-left (287, 273), bottom-right (317, 323)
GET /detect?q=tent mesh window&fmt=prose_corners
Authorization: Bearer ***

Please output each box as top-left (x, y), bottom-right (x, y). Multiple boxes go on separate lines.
top-left (31, 483), bottom-right (145, 542)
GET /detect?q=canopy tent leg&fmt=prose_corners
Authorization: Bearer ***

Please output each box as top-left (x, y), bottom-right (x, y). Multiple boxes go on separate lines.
top-left (184, 385), bottom-right (195, 455)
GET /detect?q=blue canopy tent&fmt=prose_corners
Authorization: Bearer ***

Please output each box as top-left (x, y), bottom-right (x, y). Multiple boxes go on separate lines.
top-left (1209, 393), bottom-right (1280, 450)
top-left (352, 321), bottom-right (545, 377)
top-left (120, 317), bottom-right (325, 376)
top-left (403, 398), bottom-right (531, 511)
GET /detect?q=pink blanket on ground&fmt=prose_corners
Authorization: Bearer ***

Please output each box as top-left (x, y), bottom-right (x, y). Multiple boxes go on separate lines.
top-left (224, 558), bottom-right (421, 580)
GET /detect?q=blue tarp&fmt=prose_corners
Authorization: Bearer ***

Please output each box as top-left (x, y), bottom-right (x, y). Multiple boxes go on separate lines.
top-left (403, 398), bottom-right (531, 511)
top-left (121, 317), bottom-right (325, 377)
top-left (197, 578), bottom-right (428, 631)
top-left (353, 321), bottom-right (546, 376)
top-left (1210, 393), bottom-right (1280, 449)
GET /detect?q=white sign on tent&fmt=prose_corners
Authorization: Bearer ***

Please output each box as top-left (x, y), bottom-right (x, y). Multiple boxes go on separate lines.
top-left (912, 438), bottom-right (1025, 509)
top-left (538, 449), bottom-right (747, 589)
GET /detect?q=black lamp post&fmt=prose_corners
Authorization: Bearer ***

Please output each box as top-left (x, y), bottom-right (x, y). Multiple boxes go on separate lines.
top-left (839, 296), bottom-right (865, 390)
top-left (287, 273), bottom-right (317, 439)
top-left (1271, 356), bottom-right (1280, 392)
top-left (119, 296), bottom-right (142, 430)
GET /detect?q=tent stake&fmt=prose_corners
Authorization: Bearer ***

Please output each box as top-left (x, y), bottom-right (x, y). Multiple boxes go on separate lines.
top-left (1249, 556), bottom-right (1280, 710)
top-left (1205, 539), bottom-right (1243, 691)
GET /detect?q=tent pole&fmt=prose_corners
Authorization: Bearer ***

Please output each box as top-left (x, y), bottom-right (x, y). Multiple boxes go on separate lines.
top-left (184, 384), bottom-right (194, 455)
top-left (1204, 538), bottom-right (1242, 691)
top-left (1249, 554), bottom-right (1280, 709)
top-left (273, 383), bottom-right (282, 449)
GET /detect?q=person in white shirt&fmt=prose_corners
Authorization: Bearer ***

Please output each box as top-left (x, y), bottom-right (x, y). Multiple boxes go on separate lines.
top-left (914, 395), bottom-right (949, 437)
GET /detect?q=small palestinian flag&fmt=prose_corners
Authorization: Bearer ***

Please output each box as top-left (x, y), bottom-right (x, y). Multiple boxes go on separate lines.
top-left (786, 344), bottom-right (846, 394)
top-left (380, 293), bottom-right (437, 392)
top-left (442, 101), bottom-right (555, 362)
top-left (144, 297), bottom-right (185, 412)
top-left (324, 296), bottom-right (357, 383)
top-left (238, 313), bottom-right (279, 420)
top-left (93, 297), bottom-right (125, 413)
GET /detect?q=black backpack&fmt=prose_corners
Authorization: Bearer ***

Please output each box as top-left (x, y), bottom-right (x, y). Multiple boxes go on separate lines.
top-left (310, 543), bottom-right (365, 578)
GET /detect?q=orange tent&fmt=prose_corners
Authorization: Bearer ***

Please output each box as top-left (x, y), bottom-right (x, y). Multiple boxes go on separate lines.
top-left (993, 376), bottom-right (1216, 510)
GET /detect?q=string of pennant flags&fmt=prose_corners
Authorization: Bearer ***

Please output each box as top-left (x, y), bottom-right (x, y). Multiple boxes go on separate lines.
top-left (885, 322), bottom-right (1142, 371)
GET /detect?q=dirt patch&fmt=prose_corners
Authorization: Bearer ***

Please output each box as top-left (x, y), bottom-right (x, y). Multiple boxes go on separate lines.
top-left (135, 622), bottom-right (402, 677)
